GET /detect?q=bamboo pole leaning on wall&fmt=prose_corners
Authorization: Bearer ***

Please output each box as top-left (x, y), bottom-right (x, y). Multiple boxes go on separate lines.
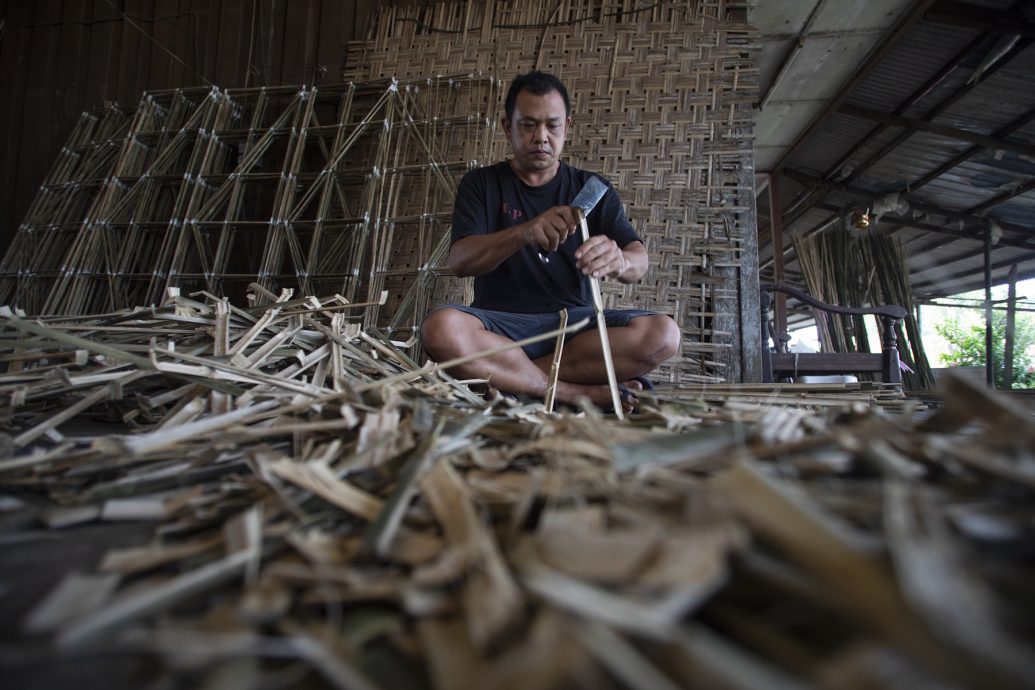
top-left (793, 230), bottom-right (935, 390)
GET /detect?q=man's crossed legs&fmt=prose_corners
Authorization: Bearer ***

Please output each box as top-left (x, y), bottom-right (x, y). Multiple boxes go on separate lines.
top-left (420, 306), bottom-right (681, 411)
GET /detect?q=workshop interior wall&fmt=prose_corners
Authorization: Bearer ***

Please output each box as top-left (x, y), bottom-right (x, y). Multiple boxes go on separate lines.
top-left (0, 0), bottom-right (761, 383)
top-left (345, 0), bottom-right (761, 383)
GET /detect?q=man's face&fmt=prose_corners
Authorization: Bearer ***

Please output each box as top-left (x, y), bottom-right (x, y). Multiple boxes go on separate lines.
top-left (503, 89), bottom-right (570, 175)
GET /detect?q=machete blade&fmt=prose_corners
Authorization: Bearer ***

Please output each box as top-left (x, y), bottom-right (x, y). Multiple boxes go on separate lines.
top-left (570, 175), bottom-right (609, 217)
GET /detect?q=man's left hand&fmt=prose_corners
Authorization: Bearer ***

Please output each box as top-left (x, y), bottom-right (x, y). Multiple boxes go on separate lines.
top-left (575, 236), bottom-right (627, 279)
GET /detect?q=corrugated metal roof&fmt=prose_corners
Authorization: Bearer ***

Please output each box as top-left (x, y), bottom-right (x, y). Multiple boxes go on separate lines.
top-left (757, 0), bottom-right (1035, 300)
top-left (848, 21), bottom-right (982, 113)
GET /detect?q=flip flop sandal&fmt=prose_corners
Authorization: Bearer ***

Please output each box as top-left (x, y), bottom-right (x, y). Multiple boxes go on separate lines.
top-left (630, 375), bottom-right (655, 394)
top-left (601, 385), bottom-right (639, 415)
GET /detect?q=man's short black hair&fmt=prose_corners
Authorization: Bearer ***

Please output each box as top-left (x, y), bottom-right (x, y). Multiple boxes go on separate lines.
top-left (504, 71), bottom-right (571, 122)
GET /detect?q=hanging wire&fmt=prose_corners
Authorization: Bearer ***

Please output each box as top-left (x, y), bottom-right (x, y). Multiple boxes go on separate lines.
top-left (102, 0), bottom-right (214, 86)
top-left (393, 0), bottom-right (679, 33)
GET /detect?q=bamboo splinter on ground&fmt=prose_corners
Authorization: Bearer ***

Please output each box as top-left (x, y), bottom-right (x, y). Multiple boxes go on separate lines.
top-left (577, 209), bottom-right (624, 420)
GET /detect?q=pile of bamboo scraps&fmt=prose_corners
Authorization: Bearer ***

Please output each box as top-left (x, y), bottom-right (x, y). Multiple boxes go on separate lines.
top-left (1, 301), bottom-right (1034, 690)
top-left (675, 381), bottom-right (910, 416)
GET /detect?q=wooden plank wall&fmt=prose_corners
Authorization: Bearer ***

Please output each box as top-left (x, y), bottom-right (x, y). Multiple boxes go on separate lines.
top-left (0, 0), bottom-right (374, 260)
top-left (345, 0), bottom-right (761, 383)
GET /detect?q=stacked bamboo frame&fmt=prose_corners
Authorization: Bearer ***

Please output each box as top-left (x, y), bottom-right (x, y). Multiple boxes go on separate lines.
top-left (345, 0), bottom-right (760, 383)
top-left (0, 76), bottom-right (498, 338)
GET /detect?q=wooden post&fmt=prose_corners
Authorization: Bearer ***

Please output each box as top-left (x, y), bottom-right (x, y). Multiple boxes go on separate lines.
top-left (880, 315), bottom-right (903, 385)
top-left (1004, 263), bottom-right (1018, 390)
top-left (984, 227), bottom-right (994, 388)
top-left (768, 173), bottom-right (787, 340)
top-left (739, 163), bottom-right (762, 383)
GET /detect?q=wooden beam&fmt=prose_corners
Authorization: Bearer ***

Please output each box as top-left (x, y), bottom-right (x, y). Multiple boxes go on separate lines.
top-left (838, 104), bottom-right (1035, 159)
top-left (820, 31), bottom-right (988, 183)
top-left (770, 28), bottom-right (1016, 232)
top-left (910, 106), bottom-right (1035, 190)
top-left (908, 241), bottom-right (1035, 292)
top-left (784, 170), bottom-right (1035, 250)
top-left (910, 245), bottom-right (989, 281)
top-left (966, 177), bottom-right (1035, 215)
top-left (830, 207), bottom-right (1034, 252)
top-left (925, 0), bottom-right (1035, 37)
top-left (912, 263), bottom-right (1035, 295)
top-left (838, 37), bottom-right (1032, 187)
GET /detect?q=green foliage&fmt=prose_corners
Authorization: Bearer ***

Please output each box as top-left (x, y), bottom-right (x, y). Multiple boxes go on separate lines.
top-left (935, 310), bottom-right (1035, 389)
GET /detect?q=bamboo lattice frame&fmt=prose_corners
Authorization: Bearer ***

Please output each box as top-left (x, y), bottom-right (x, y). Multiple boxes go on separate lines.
top-left (0, 76), bottom-right (499, 334)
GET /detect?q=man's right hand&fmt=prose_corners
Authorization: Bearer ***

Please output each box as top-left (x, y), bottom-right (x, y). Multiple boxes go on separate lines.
top-left (448, 206), bottom-right (580, 277)
top-left (522, 206), bottom-right (580, 253)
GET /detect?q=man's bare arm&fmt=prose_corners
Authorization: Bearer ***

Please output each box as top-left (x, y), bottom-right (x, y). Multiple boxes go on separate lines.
top-left (448, 205), bottom-right (579, 277)
top-left (447, 227), bottom-right (526, 277)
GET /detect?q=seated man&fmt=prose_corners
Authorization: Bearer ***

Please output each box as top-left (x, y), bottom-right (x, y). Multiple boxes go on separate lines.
top-left (420, 71), bottom-right (680, 411)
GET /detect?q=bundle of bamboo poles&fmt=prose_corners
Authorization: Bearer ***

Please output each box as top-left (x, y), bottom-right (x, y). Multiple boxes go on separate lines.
top-left (1, 289), bottom-right (1033, 689)
top-left (858, 233), bottom-right (936, 389)
top-left (792, 230), bottom-right (935, 390)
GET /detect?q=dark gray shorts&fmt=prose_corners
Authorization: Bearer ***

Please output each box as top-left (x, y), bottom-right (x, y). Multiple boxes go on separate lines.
top-left (428, 304), bottom-right (657, 360)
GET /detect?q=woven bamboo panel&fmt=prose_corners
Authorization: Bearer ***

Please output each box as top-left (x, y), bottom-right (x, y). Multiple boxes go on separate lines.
top-left (0, 77), bottom-right (496, 334)
top-left (345, 0), bottom-right (759, 382)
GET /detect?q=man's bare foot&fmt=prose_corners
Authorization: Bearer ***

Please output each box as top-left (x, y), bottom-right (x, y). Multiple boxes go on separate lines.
top-left (485, 378), bottom-right (650, 414)
top-left (561, 381), bottom-right (639, 414)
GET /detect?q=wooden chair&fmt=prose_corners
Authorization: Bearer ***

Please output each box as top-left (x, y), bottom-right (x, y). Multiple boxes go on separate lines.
top-left (760, 283), bottom-right (908, 385)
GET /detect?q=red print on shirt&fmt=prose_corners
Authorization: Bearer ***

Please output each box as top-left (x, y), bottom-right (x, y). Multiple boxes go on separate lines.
top-left (501, 202), bottom-right (523, 221)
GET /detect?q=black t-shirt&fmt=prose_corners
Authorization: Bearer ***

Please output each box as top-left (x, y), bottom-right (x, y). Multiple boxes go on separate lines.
top-left (451, 161), bottom-right (641, 313)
